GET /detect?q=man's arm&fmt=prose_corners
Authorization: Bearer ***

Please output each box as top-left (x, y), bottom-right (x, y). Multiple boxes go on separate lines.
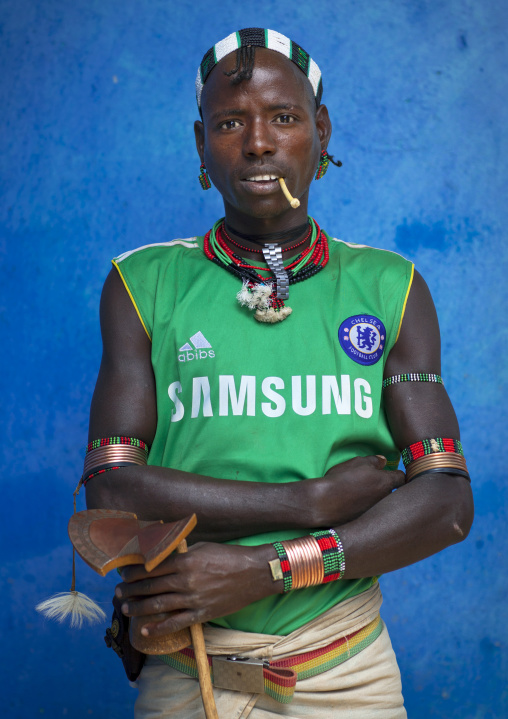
top-left (117, 270), bottom-right (473, 637)
top-left (86, 268), bottom-right (403, 542)
top-left (334, 270), bottom-right (474, 577)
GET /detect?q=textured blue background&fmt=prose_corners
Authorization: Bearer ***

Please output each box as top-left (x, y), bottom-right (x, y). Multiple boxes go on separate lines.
top-left (1, 1), bottom-right (507, 717)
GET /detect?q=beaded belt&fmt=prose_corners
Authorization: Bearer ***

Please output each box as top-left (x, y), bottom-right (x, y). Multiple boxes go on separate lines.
top-left (161, 614), bottom-right (382, 704)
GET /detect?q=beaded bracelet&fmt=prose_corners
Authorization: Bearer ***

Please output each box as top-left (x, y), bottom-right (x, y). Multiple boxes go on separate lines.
top-left (271, 530), bottom-right (345, 593)
top-left (83, 436), bottom-right (149, 483)
top-left (402, 438), bottom-right (469, 483)
top-left (82, 465), bottom-right (122, 486)
top-left (86, 436), bottom-right (149, 453)
top-left (401, 438), bottom-right (463, 466)
top-left (272, 541), bottom-right (293, 593)
top-left (310, 529), bottom-right (346, 583)
top-left (382, 373), bottom-right (443, 389)
top-left (405, 455), bottom-right (470, 482)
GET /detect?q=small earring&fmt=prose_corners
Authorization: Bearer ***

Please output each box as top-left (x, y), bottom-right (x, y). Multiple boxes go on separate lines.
top-left (199, 163), bottom-right (211, 190)
top-left (315, 150), bottom-right (330, 180)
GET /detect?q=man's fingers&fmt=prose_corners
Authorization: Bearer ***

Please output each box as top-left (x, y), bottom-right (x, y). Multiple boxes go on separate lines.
top-left (140, 610), bottom-right (197, 638)
top-left (120, 591), bottom-right (186, 617)
top-left (120, 555), bottom-right (180, 583)
top-left (365, 455), bottom-right (405, 487)
top-left (366, 455), bottom-right (405, 480)
top-left (353, 454), bottom-right (388, 469)
top-left (116, 574), bottom-right (179, 600)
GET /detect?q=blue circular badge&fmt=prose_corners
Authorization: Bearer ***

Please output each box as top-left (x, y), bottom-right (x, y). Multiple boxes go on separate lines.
top-left (338, 315), bottom-right (386, 366)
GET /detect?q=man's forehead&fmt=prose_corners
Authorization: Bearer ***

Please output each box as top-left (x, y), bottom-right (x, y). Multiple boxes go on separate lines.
top-left (195, 28), bottom-right (323, 110)
top-left (200, 49), bottom-right (315, 116)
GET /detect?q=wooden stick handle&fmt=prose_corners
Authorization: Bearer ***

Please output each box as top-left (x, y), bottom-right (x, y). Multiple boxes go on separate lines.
top-left (177, 540), bottom-right (219, 719)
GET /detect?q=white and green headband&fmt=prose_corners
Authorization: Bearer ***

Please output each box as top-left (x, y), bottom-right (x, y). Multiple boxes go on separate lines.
top-left (196, 28), bottom-right (323, 109)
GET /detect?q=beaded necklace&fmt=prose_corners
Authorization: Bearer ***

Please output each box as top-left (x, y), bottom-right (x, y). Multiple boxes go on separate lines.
top-left (203, 217), bottom-right (329, 323)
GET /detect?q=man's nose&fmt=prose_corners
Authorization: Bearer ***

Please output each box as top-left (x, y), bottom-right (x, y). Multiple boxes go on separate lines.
top-left (243, 118), bottom-right (276, 157)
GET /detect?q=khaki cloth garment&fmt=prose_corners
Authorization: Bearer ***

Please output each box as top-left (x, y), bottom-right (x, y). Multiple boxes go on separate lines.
top-left (134, 584), bottom-right (406, 718)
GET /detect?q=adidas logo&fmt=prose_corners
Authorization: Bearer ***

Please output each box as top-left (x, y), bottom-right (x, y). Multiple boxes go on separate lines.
top-left (178, 331), bottom-right (215, 362)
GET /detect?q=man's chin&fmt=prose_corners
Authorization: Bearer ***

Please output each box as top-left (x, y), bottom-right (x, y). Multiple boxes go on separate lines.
top-left (223, 197), bottom-right (301, 223)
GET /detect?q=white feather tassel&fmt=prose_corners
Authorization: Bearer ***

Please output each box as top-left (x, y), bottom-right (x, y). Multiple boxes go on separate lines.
top-left (36, 591), bottom-right (106, 628)
top-left (255, 306), bottom-right (293, 323)
top-left (236, 282), bottom-right (256, 309)
top-left (237, 282), bottom-right (273, 311)
top-left (36, 480), bottom-right (106, 630)
top-left (251, 283), bottom-right (273, 309)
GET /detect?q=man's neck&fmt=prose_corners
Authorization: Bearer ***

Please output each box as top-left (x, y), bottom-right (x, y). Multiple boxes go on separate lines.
top-left (221, 203), bottom-right (312, 261)
top-left (221, 220), bottom-right (312, 262)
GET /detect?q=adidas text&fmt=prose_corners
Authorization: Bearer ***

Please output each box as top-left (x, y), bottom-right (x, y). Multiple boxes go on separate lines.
top-left (178, 331), bottom-right (214, 362)
top-left (178, 349), bottom-right (215, 363)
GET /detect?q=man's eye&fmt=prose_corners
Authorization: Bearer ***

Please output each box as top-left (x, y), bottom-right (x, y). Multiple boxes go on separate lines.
top-left (220, 120), bottom-right (241, 129)
top-left (275, 115), bottom-right (295, 124)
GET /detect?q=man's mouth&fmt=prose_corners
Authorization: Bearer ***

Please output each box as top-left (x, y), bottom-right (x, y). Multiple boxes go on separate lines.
top-left (244, 174), bottom-right (280, 182)
top-left (239, 170), bottom-right (290, 198)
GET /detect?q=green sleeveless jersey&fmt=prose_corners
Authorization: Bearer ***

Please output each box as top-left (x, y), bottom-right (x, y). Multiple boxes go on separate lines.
top-left (113, 227), bottom-right (414, 636)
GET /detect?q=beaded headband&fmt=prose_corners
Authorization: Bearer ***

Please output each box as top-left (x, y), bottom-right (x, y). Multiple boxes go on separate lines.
top-left (196, 28), bottom-right (323, 109)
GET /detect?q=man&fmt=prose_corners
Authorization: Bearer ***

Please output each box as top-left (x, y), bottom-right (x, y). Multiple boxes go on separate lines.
top-left (85, 29), bottom-right (473, 718)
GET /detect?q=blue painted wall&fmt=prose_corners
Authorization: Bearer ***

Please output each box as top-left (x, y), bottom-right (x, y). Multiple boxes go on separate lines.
top-left (1, 1), bottom-right (507, 716)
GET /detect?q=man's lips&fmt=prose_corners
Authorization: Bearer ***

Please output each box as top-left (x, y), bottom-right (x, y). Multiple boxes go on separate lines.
top-left (240, 166), bottom-right (286, 182)
top-left (243, 173), bottom-right (280, 182)
top-left (240, 177), bottom-right (282, 196)
top-left (239, 169), bottom-right (288, 196)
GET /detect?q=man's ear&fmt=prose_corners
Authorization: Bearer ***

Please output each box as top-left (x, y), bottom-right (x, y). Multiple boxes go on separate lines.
top-left (194, 120), bottom-right (205, 163)
top-left (315, 104), bottom-right (332, 151)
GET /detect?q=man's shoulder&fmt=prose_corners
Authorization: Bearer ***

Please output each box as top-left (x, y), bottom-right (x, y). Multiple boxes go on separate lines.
top-left (114, 237), bottom-right (201, 266)
top-left (326, 238), bottom-right (414, 306)
top-left (328, 237), bottom-right (409, 262)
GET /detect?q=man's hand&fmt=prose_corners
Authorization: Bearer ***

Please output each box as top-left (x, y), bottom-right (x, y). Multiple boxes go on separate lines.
top-left (306, 456), bottom-right (406, 527)
top-left (115, 542), bottom-right (280, 637)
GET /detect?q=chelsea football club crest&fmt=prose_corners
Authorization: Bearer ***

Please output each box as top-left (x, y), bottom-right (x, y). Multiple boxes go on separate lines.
top-left (339, 315), bottom-right (386, 366)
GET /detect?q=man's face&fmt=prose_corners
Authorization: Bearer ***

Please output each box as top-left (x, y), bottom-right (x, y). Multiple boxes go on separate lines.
top-left (195, 48), bottom-right (331, 224)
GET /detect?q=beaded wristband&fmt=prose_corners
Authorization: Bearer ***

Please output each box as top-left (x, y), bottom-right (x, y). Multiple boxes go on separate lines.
top-left (86, 436), bottom-right (149, 453)
top-left (83, 446), bottom-right (148, 474)
top-left (272, 541), bottom-right (293, 593)
top-left (401, 438), bottom-right (463, 467)
top-left (284, 536), bottom-right (324, 589)
top-left (382, 373), bottom-right (443, 389)
top-left (402, 438), bottom-right (469, 483)
top-left (405, 454), bottom-right (470, 482)
top-left (83, 436), bottom-right (149, 480)
top-left (272, 530), bottom-right (345, 593)
top-left (82, 465), bottom-right (122, 486)
top-left (310, 529), bottom-right (346, 582)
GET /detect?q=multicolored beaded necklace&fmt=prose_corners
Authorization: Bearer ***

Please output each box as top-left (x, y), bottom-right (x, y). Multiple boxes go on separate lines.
top-left (203, 217), bottom-right (329, 323)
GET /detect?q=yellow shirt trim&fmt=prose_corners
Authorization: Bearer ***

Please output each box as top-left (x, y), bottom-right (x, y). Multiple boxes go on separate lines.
top-left (111, 260), bottom-right (152, 341)
top-left (395, 263), bottom-right (414, 343)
